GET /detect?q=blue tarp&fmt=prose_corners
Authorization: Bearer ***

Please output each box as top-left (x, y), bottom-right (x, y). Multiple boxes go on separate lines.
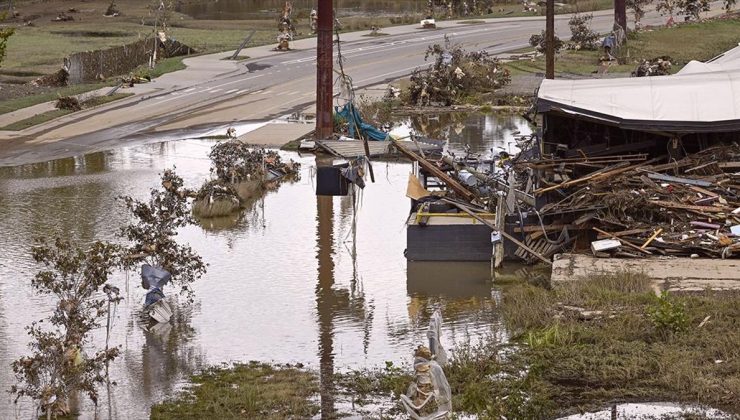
top-left (335, 103), bottom-right (389, 141)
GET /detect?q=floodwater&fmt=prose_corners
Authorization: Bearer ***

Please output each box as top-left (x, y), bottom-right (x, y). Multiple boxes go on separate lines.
top-left (180, 0), bottom-right (429, 20)
top-left (0, 114), bottom-right (527, 419)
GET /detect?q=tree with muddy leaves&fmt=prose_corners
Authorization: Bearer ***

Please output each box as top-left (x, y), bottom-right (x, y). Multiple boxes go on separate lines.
top-left (119, 169), bottom-right (206, 302)
top-left (11, 239), bottom-right (122, 419)
top-left (408, 36), bottom-right (510, 106)
top-left (0, 12), bottom-right (15, 67)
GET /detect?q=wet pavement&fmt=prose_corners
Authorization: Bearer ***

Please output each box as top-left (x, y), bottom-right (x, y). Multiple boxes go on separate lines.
top-left (0, 113), bottom-right (531, 418)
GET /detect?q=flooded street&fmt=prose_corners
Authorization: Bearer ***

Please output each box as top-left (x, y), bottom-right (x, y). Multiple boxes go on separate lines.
top-left (0, 114), bottom-right (528, 418)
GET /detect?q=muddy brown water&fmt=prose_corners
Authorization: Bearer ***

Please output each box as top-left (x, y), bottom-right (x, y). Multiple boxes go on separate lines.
top-left (180, 0), bottom-right (430, 20)
top-left (0, 114), bottom-right (531, 418)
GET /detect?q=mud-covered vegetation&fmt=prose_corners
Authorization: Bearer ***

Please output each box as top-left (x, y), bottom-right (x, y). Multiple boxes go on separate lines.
top-left (337, 272), bottom-right (740, 418)
top-left (192, 142), bottom-right (300, 218)
top-left (119, 170), bottom-right (207, 302)
top-left (150, 362), bottom-right (320, 419)
top-left (11, 239), bottom-right (122, 418)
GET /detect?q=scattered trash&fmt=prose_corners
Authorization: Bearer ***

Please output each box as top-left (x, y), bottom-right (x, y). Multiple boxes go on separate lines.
top-left (400, 309), bottom-right (452, 419)
top-left (632, 56), bottom-right (672, 77)
top-left (141, 264), bottom-right (172, 323)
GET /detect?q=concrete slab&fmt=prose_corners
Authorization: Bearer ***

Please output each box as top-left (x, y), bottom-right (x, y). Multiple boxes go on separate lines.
top-left (236, 122), bottom-right (315, 147)
top-left (551, 253), bottom-right (740, 292)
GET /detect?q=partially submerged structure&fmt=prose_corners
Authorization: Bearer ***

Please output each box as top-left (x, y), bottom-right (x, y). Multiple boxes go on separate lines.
top-left (537, 44), bottom-right (740, 157)
top-left (400, 46), bottom-right (740, 288)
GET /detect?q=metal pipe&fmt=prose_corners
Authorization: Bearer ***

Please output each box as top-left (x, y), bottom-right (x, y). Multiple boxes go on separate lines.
top-left (316, 0), bottom-right (334, 140)
top-left (545, 0), bottom-right (554, 79)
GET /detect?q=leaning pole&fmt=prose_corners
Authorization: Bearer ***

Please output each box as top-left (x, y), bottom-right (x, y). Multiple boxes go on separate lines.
top-left (315, 0), bottom-right (334, 140)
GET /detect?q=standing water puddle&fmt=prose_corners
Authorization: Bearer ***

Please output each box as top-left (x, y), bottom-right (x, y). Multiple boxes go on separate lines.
top-left (0, 113), bottom-right (528, 418)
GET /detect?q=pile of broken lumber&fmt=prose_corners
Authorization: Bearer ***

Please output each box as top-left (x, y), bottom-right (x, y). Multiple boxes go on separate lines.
top-left (526, 144), bottom-right (740, 258)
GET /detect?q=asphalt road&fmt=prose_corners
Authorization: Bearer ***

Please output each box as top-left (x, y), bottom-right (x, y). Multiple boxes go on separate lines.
top-left (0, 7), bottom-right (707, 166)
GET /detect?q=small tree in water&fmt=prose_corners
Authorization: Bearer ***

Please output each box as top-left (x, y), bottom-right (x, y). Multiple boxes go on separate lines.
top-left (11, 239), bottom-right (122, 418)
top-left (119, 169), bottom-right (206, 302)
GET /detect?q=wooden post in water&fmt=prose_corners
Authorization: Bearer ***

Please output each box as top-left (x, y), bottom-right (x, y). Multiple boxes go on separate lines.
top-left (315, 0), bottom-right (334, 140)
top-left (545, 0), bottom-right (555, 80)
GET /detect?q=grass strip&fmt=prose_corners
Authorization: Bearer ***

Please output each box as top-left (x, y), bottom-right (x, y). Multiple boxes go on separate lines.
top-left (505, 15), bottom-right (740, 76)
top-left (0, 93), bottom-right (133, 131)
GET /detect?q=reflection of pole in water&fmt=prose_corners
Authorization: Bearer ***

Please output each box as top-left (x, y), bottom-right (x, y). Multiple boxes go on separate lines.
top-left (315, 156), bottom-right (336, 419)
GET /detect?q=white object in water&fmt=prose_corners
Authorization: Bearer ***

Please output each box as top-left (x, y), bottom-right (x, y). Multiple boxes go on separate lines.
top-left (148, 299), bottom-right (173, 324)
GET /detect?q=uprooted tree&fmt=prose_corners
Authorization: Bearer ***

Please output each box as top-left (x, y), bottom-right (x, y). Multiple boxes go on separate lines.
top-left (11, 239), bottom-right (122, 418)
top-left (407, 36), bottom-right (511, 106)
top-left (119, 169), bottom-right (206, 302)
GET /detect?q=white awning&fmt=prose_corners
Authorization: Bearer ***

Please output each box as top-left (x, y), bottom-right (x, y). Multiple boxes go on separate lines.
top-left (537, 61), bottom-right (740, 133)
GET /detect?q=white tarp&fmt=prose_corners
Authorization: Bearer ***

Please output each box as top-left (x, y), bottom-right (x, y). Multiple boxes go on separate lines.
top-left (537, 61), bottom-right (740, 132)
top-left (678, 43), bottom-right (740, 75)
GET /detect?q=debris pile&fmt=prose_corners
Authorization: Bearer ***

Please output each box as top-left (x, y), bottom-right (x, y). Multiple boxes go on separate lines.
top-left (632, 56), bottom-right (672, 77)
top-left (55, 96), bottom-right (82, 111)
top-left (193, 141), bottom-right (300, 218)
top-left (395, 130), bottom-right (740, 264)
top-left (406, 37), bottom-right (511, 107)
top-left (524, 144), bottom-right (740, 258)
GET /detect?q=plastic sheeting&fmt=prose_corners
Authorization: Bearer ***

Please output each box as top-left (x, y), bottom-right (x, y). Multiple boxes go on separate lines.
top-left (335, 103), bottom-right (389, 141)
top-left (678, 44), bottom-right (740, 75)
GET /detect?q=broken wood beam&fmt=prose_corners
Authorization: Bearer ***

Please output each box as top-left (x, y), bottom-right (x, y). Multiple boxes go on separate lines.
top-left (646, 172), bottom-right (713, 187)
top-left (392, 139), bottom-right (476, 202)
top-left (593, 227), bottom-right (653, 255)
top-left (647, 200), bottom-right (727, 213)
top-left (641, 228), bottom-right (662, 249)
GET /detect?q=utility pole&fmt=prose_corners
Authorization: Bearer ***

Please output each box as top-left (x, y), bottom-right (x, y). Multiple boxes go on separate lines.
top-left (614, 0), bottom-right (627, 33)
top-left (545, 0), bottom-right (554, 79)
top-left (315, 0), bottom-right (334, 140)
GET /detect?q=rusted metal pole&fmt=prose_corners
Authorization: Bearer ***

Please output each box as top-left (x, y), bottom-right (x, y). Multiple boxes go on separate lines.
top-left (614, 0), bottom-right (627, 34)
top-left (545, 0), bottom-right (555, 79)
top-left (315, 0), bottom-right (334, 140)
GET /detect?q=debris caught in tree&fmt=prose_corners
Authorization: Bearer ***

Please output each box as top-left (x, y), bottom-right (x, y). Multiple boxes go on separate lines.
top-left (11, 239), bottom-right (122, 418)
top-left (406, 36), bottom-right (510, 106)
top-left (119, 169), bottom-right (206, 302)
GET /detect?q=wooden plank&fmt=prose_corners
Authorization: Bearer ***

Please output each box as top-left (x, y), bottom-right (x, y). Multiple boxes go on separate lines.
top-left (596, 228), bottom-right (650, 239)
top-left (647, 172), bottom-right (713, 187)
top-left (647, 200), bottom-right (727, 213)
top-left (534, 161), bottom-right (634, 195)
top-left (593, 227), bottom-right (652, 255)
top-left (641, 228), bottom-right (663, 249)
top-left (443, 199), bottom-right (552, 266)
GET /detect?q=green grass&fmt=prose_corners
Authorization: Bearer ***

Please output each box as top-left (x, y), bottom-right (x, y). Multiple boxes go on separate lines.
top-left (0, 93), bottom-right (133, 131)
top-left (505, 15), bottom-right (740, 77)
top-left (150, 362), bottom-right (320, 419)
top-left (0, 108), bottom-right (74, 131)
top-left (135, 56), bottom-right (188, 79)
top-left (335, 272), bottom-right (740, 418)
top-left (0, 82), bottom-right (110, 115)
